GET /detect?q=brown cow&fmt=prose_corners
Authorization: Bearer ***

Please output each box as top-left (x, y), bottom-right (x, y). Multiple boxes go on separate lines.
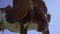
top-left (0, 0), bottom-right (51, 34)
top-left (13, 0), bottom-right (51, 34)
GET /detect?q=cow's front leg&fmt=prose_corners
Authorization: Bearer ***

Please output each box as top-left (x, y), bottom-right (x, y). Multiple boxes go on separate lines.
top-left (42, 28), bottom-right (49, 34)
top-left (20, 23), bottom-right (26, 34)
top-left (20, 23), bottom-right (28, 34)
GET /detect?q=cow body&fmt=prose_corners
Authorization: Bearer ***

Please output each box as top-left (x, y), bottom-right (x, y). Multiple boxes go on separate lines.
top-left (0, 0), bottom-right (51, 34)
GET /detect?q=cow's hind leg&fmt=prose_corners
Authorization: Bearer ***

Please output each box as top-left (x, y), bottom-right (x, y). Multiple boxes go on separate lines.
top-left (42, 28), bottom-right (49, 34)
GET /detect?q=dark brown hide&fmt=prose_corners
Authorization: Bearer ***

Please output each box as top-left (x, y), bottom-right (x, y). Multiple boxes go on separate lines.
top-left (13, 0), bottom-right (48, 23)
top-left (13, 0), bottom-right (30, 21)
top-left (0, 0), bottom-right (51, 34)
top-left (13, 0), bottom-right (51, 34)
top-left (33, 0), bottom-right (47, 14)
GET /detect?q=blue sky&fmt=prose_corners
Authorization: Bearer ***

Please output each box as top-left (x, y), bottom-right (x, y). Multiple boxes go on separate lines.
top-left (0, 0), bottom-right (60, 34)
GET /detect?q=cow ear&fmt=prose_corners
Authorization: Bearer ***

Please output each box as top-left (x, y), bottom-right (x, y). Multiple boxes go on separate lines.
top-left (47, 13), bottom-right (51, 22)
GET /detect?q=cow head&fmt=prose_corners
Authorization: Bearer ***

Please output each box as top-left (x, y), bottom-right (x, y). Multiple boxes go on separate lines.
top-left (4, 5), bottom-right (16, 23)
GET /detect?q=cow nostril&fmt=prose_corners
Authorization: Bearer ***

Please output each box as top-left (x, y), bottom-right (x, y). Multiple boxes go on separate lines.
top-left (5, 15), bottom-right (16, 23)
top-left (6, 18), bottom-right (12, 22)
top-left (6, 18), bottom-right (15, 23)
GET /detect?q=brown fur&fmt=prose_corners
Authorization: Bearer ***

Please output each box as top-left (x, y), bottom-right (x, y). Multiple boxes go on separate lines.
top-left (0, 0), bottom-right (51, 34)
top-left (13, 0), bottom-right (51, 34)
top-left (13, 0), bottom-right (30, 20)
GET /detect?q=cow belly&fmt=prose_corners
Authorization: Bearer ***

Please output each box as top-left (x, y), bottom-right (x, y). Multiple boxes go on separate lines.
top-left (28, 23), bottom-right (38, 31)
top-left (4, 22), bottom-right (38, 32)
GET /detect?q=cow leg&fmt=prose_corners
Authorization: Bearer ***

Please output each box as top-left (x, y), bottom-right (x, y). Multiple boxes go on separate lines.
top-left (20, 23), bottom-right (26, 34)
top-left (20, 23), bottom-right (28, 34)
top-left (42, 28), bottom-right (49, 34)
top-left (20, 23), bottom-right (23, 34)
